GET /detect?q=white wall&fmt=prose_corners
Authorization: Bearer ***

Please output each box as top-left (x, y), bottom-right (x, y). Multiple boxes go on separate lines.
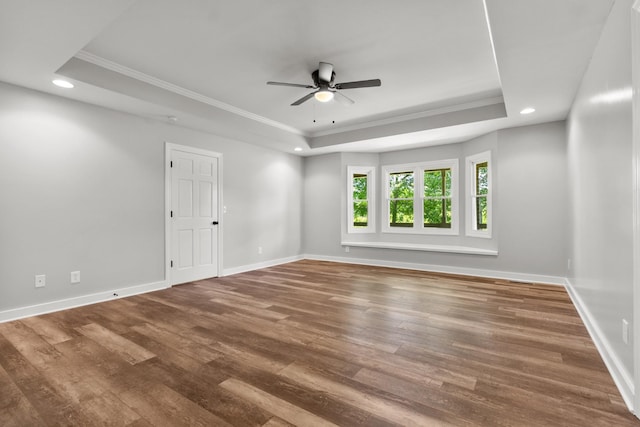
top-left (304, 121), bottom-right (568, 282)
top-left (0, 81), bottom-right (302, 313)
top-left (567, 0), bottom-right (635, 402)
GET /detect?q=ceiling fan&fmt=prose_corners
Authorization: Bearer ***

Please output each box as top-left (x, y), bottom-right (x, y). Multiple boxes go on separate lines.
top-left (267, 62), bottom-right (381, 106)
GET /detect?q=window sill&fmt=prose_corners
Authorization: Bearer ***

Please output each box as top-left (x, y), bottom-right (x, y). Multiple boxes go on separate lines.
top-left (341, 241), bottom-right (498, 256)
top-left (381, 227), bottom-right (459, 236)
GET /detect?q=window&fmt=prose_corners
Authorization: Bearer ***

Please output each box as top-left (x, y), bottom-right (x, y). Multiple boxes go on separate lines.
top-left (383, 159), bottom-right (458, 235)
top-left (347, 166), bottom-right (376, 233)
top-left (466, 151), bottom-right (491, 238)
top-left (389, 171), bottom-right (414, 227)
top-left (423, 169), bottom-right (452, 228)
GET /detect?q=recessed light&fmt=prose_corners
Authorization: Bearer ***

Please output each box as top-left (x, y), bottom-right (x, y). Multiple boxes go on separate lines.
top-left (52, 79), bottom-right (74, 89)
top-left (294, 147), bottom-right (303, 152)
top-left (520, 107), bottom-right (535, 115)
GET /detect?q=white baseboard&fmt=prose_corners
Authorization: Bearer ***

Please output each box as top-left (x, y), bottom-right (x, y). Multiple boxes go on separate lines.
top-left (303, 253), bottom-right (566, 286)
top-left (0, 255), bottom-right (562, 324)
top-left (563, 278), bottom-right (635, 412)
top-left (0, 280), bottom-right (168, 324)
top-left (222, 255), bottom-right (304, 277)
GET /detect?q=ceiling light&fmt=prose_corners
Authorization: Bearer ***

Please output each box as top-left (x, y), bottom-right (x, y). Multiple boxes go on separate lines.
top-left (520, 107), bottom-right (535, 115)
top-left (294, 147), bottom-right (303, 152)
top-left (314, 90), bottom-right (334, 103)
top-left (52, 79), bottom-right (74, 89)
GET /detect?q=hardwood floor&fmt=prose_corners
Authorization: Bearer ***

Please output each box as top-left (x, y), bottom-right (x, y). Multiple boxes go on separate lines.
top-left (0, 260), bottom-right (638, 426)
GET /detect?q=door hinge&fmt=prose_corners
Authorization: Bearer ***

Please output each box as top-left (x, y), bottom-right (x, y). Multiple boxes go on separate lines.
top-left (170, 210), bottom-right (173, 218)
top-left (170, 161), bottom-right (173, 168)
top-left (170, 260), bottom-right (173, 268)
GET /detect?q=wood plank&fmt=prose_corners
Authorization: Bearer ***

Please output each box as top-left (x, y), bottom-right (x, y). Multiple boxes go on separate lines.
top-left (208, 355), bottom-right (395, 426)
top-left (353, 367), bottom-right (543, 427)
top-left (279, 363), bottom-right (458, 426)
top-left (0, 363), bottom-right (45, 427)
top-left (129, 322), bottom-right (219, 364)
top-left (0, 334), bottom-right (94, 425)
top-left (80, 390), bottom-right (143, 425)
top-left (19, 315), bottom-right (73, 345)
top-left (220, 378), bottom-right (339, 427)
top-left (262, 417), bottom-right (296, 427)
top-left (76, 323), bottom-right (156, 364)
top-left (123, 382), bottom-right (235, 426)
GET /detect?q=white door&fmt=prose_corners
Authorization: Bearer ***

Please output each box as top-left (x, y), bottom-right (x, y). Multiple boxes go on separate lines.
top-left (170, 149), bottom-right (219, 285)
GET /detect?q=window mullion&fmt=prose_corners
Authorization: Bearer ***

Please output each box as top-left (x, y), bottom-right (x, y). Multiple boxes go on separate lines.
top-left (440, 169), bottom-right (446, 227)
top-left (416, 168), bottom-right (423, 229)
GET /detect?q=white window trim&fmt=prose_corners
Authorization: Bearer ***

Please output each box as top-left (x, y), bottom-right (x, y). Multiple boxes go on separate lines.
top-left (382, 159), bottom-right (459, 235)
top-left (466, 151), bottom-right (492, 238)
top-left (347, 165), bottom-right (376, 234)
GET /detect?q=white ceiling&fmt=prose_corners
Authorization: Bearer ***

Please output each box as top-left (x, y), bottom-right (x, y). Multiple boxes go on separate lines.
top-left (0, 0), bottom-right (614, 155)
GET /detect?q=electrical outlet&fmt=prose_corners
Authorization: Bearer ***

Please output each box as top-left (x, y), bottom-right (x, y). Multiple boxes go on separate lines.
top-left (622, 319), bottom-right (629, 344)
top-left (70, 271), bottom-right (81, 284)
top-left (567, 258), bottom-right (571, 270)
top-left (258, 246), bottom-right (263, 254)
top-left (345, 246), bottom-right (350, 253)
top-left (35, 274), bottom-right (46, 288)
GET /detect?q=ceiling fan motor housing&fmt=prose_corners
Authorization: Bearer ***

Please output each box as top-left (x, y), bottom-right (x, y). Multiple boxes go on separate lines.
top-left (312, 69), bottom-right (336, 88)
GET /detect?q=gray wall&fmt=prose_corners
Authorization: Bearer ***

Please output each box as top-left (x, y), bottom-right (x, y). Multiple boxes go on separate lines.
top-left (304, 121), bottom-right (568, 279)
top-left (302, 153), bottom-right (342, 256)
top-left (567, 0), bottom-right (634, 377)
top-left (0, 81), bottom-right (302, 312)
top-left (496, 123), bottom-right (568, 276)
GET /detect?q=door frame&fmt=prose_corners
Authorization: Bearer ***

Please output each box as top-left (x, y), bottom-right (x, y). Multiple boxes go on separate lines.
top-left (165, 142), bottom-right (223, 286)
top-left (632, 0), bottom-right (640, 417)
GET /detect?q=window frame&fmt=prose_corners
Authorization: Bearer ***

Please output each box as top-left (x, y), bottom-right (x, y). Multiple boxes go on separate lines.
top-left (382, 159), bottom-right (459, 235)
top-left (465, 151), bottom-right (492, 238)
top-left (347, 165), bottom-right (376, 234)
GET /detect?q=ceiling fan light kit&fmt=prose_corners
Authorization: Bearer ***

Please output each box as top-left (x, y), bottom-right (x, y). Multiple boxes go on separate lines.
top-left (267, 62), bottom-right (381, 106)
top-left (314, 90), bottom-right (334, 102)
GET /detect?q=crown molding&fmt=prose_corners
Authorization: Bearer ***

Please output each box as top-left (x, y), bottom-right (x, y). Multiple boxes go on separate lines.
top-left (308, 95), bottom-right (505, 138)
top-left (74, 50), bottom-right (305, 137)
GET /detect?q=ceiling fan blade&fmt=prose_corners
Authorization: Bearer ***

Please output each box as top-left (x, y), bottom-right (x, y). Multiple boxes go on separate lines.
top-left (267, 81), bottom-right (315, 89)
top-left (291, 91), bottom-right (317, 106)
top-left (318, 62), bottom-right (334, 83)
top-left (334, 91), bottom-right (355, 106)
top-left (335, 79), bottom-right (382, 90)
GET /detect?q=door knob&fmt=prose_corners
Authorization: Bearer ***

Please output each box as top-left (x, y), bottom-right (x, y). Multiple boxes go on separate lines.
top-left (212, 221), bottom-right (219, 225)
